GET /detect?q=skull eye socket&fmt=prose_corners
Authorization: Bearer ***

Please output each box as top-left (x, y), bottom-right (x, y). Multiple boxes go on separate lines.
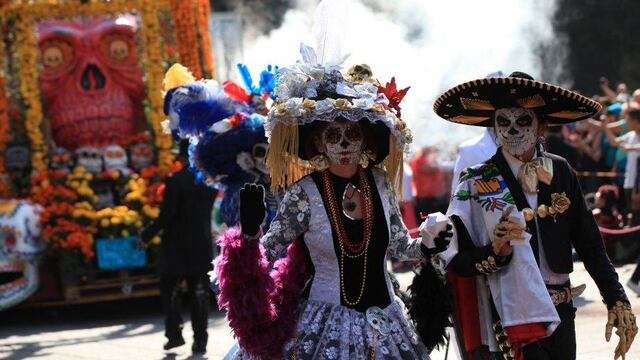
top-left (516, 115), bottom-right (533, 127)
top-left (62, 154), bottom-right (70, 162)
top-left (344, 124), bottom-right (363, 142)
top-left (252, 144), bottom-right (267, 158)
top-left (109, 39), bottom-right (130, 60)
top-left (40, 39), bottom-right (74, 70)
top-left (142, 147), bottom-right (152, 156)
top-left (115, 150), bottom-right (124, 157)
top-left (496, 115), bottom-right (511, 127)
top-left (106, 151), bottom-right (114, 158)
top-left (324, 127), bottom-right (342, 145)
top-left (101, 33), bottom-right (135, 63)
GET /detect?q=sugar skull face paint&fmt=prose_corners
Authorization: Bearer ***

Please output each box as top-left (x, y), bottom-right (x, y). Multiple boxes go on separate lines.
top-left (322, 121), bottom-right (364, 166)
top-left (251, 143), bottom-right (269, 175)
top-left (494, 108), bottom-right (539, 157)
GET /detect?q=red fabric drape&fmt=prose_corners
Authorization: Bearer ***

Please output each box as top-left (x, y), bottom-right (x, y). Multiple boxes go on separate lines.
top-left (448, 270), bottom-right (482, 359)
top-left (505, 323), bottom-right (547, 360)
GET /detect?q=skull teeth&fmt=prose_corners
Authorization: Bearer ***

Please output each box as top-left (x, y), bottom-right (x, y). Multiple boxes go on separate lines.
top-left (0, 263), bottom-right (25, 272)
top-left (0, 277), bottom-right (27, 291)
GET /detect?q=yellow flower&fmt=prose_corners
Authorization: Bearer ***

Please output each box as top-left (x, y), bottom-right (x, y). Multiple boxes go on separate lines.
top-left (123, 215), bottom-right (135, 225)
top-left (100, 218), bottom-right (110, 227)
top-left (122, 230), bottom-right (130, 237)
top-left (77, 202), bottom-right (91, 210)
top-left (115, 206), bottom-right (128, 214)
top-left (135, 220), bottom-right (143, 228)
top-left (151, 236), bottom-right (161, 245)
top-left (97, 208), bottom-right (113, 217)
top-left (111, 216), bottom-right (123, 225)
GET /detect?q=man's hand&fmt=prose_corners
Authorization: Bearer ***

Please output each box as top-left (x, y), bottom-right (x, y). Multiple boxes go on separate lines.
top-left (492, 207), bottom-right (525, 257)
top-left (239, 183), bottom-right (266, 237)
top-left (605, 301), bottom-right (638, 360)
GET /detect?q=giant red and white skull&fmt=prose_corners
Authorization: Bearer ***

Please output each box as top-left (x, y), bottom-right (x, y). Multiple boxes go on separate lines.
top-left (37, 15), bottom-right (145, 150)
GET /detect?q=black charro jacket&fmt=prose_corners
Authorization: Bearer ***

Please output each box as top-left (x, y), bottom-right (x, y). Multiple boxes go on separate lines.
top-left (450, 147), bottom-right (629, 308)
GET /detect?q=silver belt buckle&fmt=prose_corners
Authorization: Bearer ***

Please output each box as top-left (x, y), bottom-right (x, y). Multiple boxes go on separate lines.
top-left (366, 306), bottom-right (390, 336)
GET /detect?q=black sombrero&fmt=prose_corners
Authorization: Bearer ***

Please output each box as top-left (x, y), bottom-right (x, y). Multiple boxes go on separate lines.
top-left (433, 72), bottom-right (602, 127)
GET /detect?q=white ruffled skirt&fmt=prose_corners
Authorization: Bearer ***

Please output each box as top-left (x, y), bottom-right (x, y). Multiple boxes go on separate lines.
top-left (230, 297), bottom-right (431, 360)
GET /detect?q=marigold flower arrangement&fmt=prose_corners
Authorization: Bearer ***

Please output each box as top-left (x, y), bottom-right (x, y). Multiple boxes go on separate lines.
top-left (123, 176), bottom-right (148, 211)
top-left (95, 206), bottom-right (142, 239)
top-left (43, 219), bottom-right (95, 260)
top-left (121, 174), bottom-right (159, 241)
top-left (31, 169), bottom-right (97, 260)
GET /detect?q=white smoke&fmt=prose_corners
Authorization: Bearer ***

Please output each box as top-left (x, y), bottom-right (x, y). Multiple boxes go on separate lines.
top-left (242, 0), bottom-right (560, 155)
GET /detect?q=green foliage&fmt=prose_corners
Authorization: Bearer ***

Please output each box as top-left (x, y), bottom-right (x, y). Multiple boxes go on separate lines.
top-left (550, 0), bottom-right (640, 94)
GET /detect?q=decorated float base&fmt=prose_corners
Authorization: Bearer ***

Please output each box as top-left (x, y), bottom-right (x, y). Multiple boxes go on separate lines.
top-left (19, 264), bottom-right (159, 308)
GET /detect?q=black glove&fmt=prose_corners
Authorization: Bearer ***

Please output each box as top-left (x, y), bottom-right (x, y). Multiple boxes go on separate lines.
top-left (433, 223), bottom-right (453, 253)
top-left (240, 183), bottom-right (266, 236)
top-left (423, 223), bottom-right (453, 256)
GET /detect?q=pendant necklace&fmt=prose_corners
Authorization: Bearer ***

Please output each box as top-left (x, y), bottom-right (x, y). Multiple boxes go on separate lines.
top-left (342, 183), bottom-right (361, 220)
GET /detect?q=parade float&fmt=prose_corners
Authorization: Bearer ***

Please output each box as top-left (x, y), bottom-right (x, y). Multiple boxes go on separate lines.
top-left (0, 0), bottom-right (215, 309)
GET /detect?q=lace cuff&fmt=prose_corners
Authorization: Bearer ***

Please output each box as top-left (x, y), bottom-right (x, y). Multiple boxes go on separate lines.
top-left (261, 182), bottom-right (310, 262)
top-left (385, 177), bottom-right (424, 261)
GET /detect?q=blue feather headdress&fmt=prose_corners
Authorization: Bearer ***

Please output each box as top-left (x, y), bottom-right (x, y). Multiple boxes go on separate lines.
top-left (192, 114), bottom-right (267, 186)
top-left (164, 80), bottom-right (240, 138)
top-left (237, 63), bottom-right (278, 98)
top-left (162, 63), bottom-right (274, 187)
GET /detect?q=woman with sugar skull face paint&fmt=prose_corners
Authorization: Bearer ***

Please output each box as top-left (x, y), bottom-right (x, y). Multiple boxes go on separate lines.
top-left (433, 72), bottom-right (636, 360)
top-left (213, 43), bottom-right (455, 359)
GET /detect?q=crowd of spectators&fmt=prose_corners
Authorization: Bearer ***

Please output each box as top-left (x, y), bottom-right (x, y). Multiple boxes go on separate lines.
top-left (547, 78), bottom-right (640, 228)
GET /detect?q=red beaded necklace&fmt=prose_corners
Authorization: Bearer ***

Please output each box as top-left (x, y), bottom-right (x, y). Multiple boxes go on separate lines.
top-left (321, 167), bottom-right (373, 257)
top-left (321, 166), bottom-right (374, 306)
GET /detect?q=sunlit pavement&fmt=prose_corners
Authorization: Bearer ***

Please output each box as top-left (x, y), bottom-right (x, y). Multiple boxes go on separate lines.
top-left (1, 262), bottom-right (638, 360)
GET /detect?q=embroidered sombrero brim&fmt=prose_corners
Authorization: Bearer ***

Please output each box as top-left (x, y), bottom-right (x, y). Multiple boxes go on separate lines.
top-left (433, 77), bottom-right (602, 126)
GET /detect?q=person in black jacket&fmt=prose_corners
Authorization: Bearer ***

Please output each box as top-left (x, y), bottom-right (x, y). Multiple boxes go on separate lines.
top-left (141, 139), bottom-right (217, 354)
top-left (433, 72), bottom-right (637, 360)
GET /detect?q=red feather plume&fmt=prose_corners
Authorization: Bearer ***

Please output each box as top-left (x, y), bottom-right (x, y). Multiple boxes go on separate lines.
top-left (377, 77), bottom-right (410, 118)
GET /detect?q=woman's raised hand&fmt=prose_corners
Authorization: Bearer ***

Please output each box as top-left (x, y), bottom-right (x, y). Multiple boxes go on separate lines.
top-left (239, 183), bottom-right (266, 237)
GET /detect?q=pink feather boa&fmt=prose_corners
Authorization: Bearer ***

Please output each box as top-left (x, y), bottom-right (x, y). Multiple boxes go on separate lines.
top-left (215, 227), bottom-right (310, 358)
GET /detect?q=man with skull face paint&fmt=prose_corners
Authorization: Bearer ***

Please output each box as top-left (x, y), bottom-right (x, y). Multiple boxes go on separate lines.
top-left (213, 44), bottom-right (454, 359)
top-left (433, 72), bottom-right (637, 360)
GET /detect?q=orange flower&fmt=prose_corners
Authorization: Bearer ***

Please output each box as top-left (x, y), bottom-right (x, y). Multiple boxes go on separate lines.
top-left (169, 0), bottom-right (202, 78)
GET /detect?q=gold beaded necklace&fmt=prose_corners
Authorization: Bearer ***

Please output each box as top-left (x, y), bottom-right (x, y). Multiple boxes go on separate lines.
top-left (321, 166), bottom-right (373, 306)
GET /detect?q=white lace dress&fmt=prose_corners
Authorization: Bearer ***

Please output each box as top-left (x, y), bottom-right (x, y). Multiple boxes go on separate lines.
top-left (232, 169), bottom-right (430, 360)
